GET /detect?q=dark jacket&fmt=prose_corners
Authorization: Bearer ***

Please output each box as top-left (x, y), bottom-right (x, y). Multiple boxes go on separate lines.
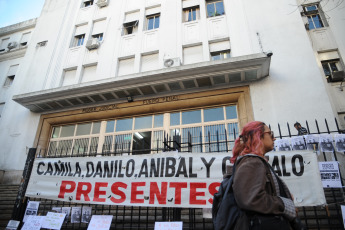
top-left (232, 155), bottom-right (296, 229)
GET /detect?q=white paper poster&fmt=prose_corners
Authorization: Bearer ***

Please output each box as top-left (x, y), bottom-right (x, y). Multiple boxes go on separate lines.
top-left (41, 212), bottom-right (66, 230)
top-left (335, 134), bottom-right (345, 152)
top-left (62, 207), bottom-right (71, 223)
top-left (275, 139), bottom-right (292, 151)
top-left (304, 135), bottom-right (319, 152)
top-left (319, 161), bottom-right (342, 188)
top-left (71, 207), bottom-right (81, 223)
top-left (81, 206), bottom-right (92, 223)
top-left (5, 220), bottom-right (20, 230)
top-left (291, 136), bottom-right (306, 150)
top-left (319, 134), bottom-right (334, 152)
top-left (21, 216), bottom-right (45, 230)
top-left (154, 222), bottom-right (183, 230)
top-left (23, 201), bottom-right (40, 222)
top-left (87, 215), bottom-right (113, 230)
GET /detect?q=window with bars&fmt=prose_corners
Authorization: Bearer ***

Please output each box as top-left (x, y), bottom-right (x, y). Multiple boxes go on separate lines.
top-left (47, 105), bottom-right (239, 156)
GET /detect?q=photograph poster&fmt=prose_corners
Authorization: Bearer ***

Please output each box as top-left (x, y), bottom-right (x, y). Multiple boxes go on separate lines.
top-left (275, 139), bottom-right (291, 151)
top-left (304, 134), bottom-right (319, 152)
top-left (319, 134), bottom-right (334, 152)
top-left (81, 206), bottom-right (92, 223)
top-left (23, 201), bottom-right (40, 222)
top-left (335, 134), bottom-right (345, 152)
top-left (71, 207), bottom-right (81, 223)
top-left (62, 207), bottom-right (71, 223)
top-left (291, 136), bottom-right (306, 150)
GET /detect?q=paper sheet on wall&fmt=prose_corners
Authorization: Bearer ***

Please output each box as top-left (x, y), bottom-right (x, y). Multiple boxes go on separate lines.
top-left (154, 221), bottom-right (183, 230)
top-left (41, 212), bottom-right (66, 230)
top-left (319, 161), bottom-right (342, 188)
top-left (21, 216), bottom-right (45, 230)
top-left (87, 215), bottom-right (113, 230)
top-left (23, 201), bottom-right (40, 222)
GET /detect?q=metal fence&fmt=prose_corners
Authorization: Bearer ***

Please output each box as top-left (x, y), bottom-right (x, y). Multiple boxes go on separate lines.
top-left (12, 118), bottom-right (345, 229)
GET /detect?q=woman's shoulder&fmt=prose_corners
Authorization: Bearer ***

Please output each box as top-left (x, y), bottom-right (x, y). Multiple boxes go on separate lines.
top-left (236, 154), bottom-right (269, 170)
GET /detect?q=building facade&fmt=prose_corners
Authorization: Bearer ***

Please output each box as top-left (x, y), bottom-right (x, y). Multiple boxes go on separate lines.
top-left (0, 0), bottom-right (344, 184)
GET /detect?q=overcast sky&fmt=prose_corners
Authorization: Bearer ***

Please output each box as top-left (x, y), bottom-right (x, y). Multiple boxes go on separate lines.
top-left (0, 0), bottom-right (45, 28)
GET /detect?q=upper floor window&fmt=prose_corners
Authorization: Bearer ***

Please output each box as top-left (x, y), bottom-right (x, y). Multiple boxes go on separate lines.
top-left (147, 14), bottom-right (160, 30)
top-left (322, 59), bottom-right (343, 82)
top-left (183, 6), bottom-right (200, 22)
top-left (20, 32), bottom-right (31, 47)
top-left (3, 65), bottom-right (18, 87)
top-left (0, 103), bottom-right (4, 118)
top-left (303, 4), bottom-right (325, 30)
top-left (83, 0), bottom-right (94, 7)
top-left (206, 0), bottom-right (225, 18)
top-left (123, 21), bottom-right (138, 35)
top-left (74, 34), bottom-right (85, 47)
top-left (211, 50), bottom-right (230, 61)
top-left (92, 33), bottom-right (103, 41)
top-left (0, 38), bottom-right (10, 52)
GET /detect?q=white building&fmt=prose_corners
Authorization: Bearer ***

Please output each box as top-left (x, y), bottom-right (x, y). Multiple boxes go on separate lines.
top-left (0, 0), bottom-right (344, 184)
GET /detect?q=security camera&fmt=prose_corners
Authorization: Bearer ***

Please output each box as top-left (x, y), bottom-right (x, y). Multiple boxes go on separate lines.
top-left (266, 51), bottom-right (273, 57)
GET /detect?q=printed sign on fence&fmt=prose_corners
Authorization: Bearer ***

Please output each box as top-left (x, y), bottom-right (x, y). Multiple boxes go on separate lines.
top-left (87, 215), bottom-right (113, 230)
top-left (319, 161), bottom-right (342, 188)
top-left (21, 216), bottom-right (45, 230)
top-left (26, 151), bottom-right (325, 208)
top-left (41, 212), bottom-right (66, 230)
top-left (154, 221), bottom-right (183, 230)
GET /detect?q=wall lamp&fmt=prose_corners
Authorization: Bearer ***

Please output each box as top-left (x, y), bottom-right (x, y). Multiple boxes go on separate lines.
top-left (127, 95), bottom-right (133, 102)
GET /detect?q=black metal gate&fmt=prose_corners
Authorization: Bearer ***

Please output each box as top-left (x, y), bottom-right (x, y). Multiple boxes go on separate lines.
top-left (12, 118), bottom-right (345, 229)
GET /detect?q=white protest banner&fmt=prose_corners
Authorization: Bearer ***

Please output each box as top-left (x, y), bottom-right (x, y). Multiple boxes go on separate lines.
top-left (26, 152), bottom-right (231, 208)
top-left (87, 215), bottom-right (113, 230)
top-left (21, 216), bottom-right (45, 230)
top-left (266, 151), bottom-right (326, 207)
top-left (319, 161), bottom-right (342, 188)
top-left (41, 212), bottom-right (66, 230)
top-left (154, 221), bottom-right (183, 230)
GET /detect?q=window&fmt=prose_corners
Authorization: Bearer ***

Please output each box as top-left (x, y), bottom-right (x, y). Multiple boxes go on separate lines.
top-left (211, 50), bottom-right (230, 60)
top-left (303, 4), bottom-right (325, 30)
top-left (183, 6), bottom-right (200, 22)
top-left (123, 21), bottom-right (138, 35)
top-left (322, 60), bottom-right (343, 82)
top-left (92, 33), bottom-right (103, 41)
top-left (91, 20), bottom-right (105, 41)
top-left (183, 45), bottom-right (203, 65)
top-left (74, 34), bottom-right (85, 47)
top-left (0, 38), bottom-right (9, 52)
top-left (146, 14), bottom-right (160, 30)
top-left (83, 0), bottom-right (94, 7)
top-left (62, 69), bottom-right (77, 86)
top-left (141, 53), bottom-right (159, 72)
top-left (118, 57), bottom-right (135, 76)
top-left (81, 65), bottom-right (97, 83)
top-left (0, 103), bottom-right (4, 118)
top-left (206, 0), bottom-right (225, 18)
top-left (319, 51), bottom-right (344, 82)
top-left (47, 105), bottom-right (239, 156)
top-left (73, 25), bottom-right (87, 47)
top-left (20, 32), bottom-right (30, 46)
top-left (3, 65), bottom-right (18, 87)
top-left (123, 11), bottom-right (139, 35)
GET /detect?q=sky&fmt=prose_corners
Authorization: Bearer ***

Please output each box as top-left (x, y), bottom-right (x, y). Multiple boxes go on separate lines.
top-left (0, 0), bottom-right (45, 28)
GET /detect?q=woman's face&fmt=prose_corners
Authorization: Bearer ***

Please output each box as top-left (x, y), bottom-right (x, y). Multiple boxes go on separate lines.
top-left (262, 125), bottom-right (276, 154)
